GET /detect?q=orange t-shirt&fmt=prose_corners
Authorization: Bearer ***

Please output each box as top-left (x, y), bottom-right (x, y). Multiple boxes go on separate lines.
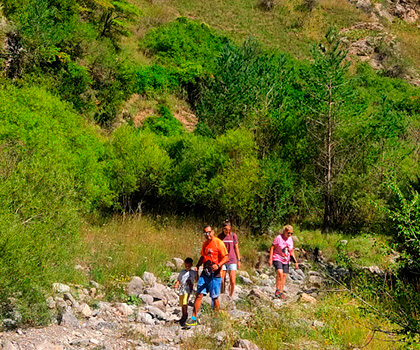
top-left (201, 237), bottom-right (228, 277)
top-left (201, 237), bottom-right (228, 264)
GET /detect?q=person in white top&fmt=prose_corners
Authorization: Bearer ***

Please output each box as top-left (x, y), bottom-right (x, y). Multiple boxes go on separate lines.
top-left (268, 225), bottom-right (299, 299)
top-left (174, 257), bottom-right (196, 327)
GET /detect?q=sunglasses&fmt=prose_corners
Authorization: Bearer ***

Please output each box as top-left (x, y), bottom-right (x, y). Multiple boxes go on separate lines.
top-left (203, 231), bottom-right (211, 235)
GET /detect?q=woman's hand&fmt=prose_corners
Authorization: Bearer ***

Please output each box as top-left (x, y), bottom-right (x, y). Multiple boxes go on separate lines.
top-left (295, 262), bottom-right (299, 270)
top-left (237, 260), bottom-right (241, 269)
top-left (268, 259), bottom-right (273, 267)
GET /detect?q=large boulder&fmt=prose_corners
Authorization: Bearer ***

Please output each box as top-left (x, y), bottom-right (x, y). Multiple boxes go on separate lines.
top-left (127, 276), bottom-right (144, 297)
top-left (57, 309), bottom-right (80, 328)
top-left (142, 272), bottom-right (157, 287)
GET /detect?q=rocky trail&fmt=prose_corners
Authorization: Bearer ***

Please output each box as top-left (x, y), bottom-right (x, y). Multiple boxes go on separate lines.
top-left (0, 257), bottom-right (337, 350)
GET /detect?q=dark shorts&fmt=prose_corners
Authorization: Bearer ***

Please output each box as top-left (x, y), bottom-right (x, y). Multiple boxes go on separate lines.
top-left (273, 261), bottom-right (289, 274)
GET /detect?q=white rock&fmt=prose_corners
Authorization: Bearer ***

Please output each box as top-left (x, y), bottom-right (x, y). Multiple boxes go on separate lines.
top-left (3, 341), bottom-right (18, 350)
top-left (52, 283), bottom-right (71, 294)
top-left (127, 276), bottom-right (144, 297)
top-left (78, 303), bottom-right (92, 318)
top-left (58, 309), bottom-right (80, 328)
top-left (35, 341), bottom-right (63, 350)
top-left (139, 294), bottom-right (154, 305)
top-left (172, 258), bottom-right (184, 270)
top-left (46, 296), bottom-right (56, 309)
top-left (63, 293), bottom-right (79, 308)
top-left (136, 311), bottom-right (154, 325)
top-left (236, 270), bottom-right (250, 279)
top-left (300, 293), bottom-right (317, 304)
top-left (116, 303), bottom-right (134, 316)
top-left (234, 338), bottom-right (260, 350)
top-left (142, 272), bottom-right (157, 287)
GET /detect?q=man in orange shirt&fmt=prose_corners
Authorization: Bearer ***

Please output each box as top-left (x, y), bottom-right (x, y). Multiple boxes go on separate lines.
top-left (186, 225), bottom-right (228, 326)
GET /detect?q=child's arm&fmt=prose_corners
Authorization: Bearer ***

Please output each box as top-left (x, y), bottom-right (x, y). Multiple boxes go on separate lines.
top-left (174, 280), bottom-right (180, 290)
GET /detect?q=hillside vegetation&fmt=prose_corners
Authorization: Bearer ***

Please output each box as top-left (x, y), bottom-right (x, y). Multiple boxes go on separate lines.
top-left (0, 0), bottom-right (420, 345)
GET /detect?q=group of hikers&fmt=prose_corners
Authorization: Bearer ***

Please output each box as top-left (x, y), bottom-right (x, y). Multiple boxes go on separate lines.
top-left (174, 222), bottom-right (298, 328)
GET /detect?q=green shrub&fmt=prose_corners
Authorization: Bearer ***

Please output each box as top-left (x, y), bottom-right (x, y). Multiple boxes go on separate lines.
top-left (143, 105), bottom-right (184, 136)
top-left (0, 83), bottom-right (113, 324)
top-left (107, 125), bottom-right (171, 211)
top-left (141, 17), bottom-right (229, 72)
top-left (135, 65), bottom-right (177, 94)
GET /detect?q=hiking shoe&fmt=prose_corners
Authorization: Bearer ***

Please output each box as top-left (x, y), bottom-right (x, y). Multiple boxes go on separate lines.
top-left (279, 293), bottom-right (286, 300)
top-left (275, 289), bottom-right (281, 298)
top-left (185, 318), bottom-right (198, 326)
top-left (180, 319), bottom-right (186, 327)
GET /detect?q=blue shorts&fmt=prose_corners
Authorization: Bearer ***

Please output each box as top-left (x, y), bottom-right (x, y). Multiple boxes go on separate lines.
top-left (196, 275), bottom-right (222, 299)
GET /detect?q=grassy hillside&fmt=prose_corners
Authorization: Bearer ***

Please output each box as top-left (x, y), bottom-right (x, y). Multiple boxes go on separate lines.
top-left (1, 0), bottom-right (420, 339)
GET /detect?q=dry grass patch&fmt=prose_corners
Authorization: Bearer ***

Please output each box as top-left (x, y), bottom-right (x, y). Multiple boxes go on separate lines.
top-left (83, 214), bottom-right (204, 287)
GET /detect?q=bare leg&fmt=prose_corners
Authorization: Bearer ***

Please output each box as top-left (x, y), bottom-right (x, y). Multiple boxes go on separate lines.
top-left (212, 297), bottom-right (220, 312)
top-left (181, 305), bottom-right (188, 320)
top-left (192, 294), bottom-right (203, 318)
top-left (276, 269), bottom-right (283, 291)
top-left (278, 270), bottom-right (286, 292)
top-left (228, 270), bottom-right (236, 297)
top-left (220, 270), bottom-right (226, 294)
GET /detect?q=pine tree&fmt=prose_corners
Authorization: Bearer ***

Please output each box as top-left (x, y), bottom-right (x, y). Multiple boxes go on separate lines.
top-left (303, 27), bottom-right (354, 232)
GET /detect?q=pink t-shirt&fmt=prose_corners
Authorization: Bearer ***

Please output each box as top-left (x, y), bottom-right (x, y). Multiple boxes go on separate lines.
top-left (272, 234), bottom-right (294, 264)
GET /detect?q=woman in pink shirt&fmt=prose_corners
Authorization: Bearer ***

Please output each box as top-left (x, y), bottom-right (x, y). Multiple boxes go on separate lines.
top-left (268, 225), bottom-right (298, 299)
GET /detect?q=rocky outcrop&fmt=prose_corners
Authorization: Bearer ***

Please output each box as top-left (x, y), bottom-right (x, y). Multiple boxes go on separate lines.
top-left (348, 0), bottom-right (419, 24)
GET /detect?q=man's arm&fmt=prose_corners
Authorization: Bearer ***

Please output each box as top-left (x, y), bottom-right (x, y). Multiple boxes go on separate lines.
top-left (212, 253), bottom-right (228, 272)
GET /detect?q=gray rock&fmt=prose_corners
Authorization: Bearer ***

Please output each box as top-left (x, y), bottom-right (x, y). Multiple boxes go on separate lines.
top-left (70, 339), bottom-right (90, 346)
top-left (3, 341), bottom-right (18, 350)
top-left (356, 0), bottom-right (371, 13)
top-left (248, 288), bottom-right (270, 302)
top-left (116, 302), bottom-right (134, 316)
top-left (46, 296), bottom-right (56, 309)
top-left (142, 272), bottom-right (157, 287)
top-left (146, 305), bottom-right (168, 320)
top-left (290, 269), bottom-right (305, 281)
top-left (236, 270), bottom-right (250, 279)
top-left (214, 331), bottom-right (227, 343)
top-left (309, 275), bottom-right (323, 288)
top-left (367, 265), bottom-right (383, 274)
top-left (54, 297), bottom-right (67, 310)
top-left (313, 320), bottom-right (325, 328)
top-left (136, 311), bottom-right (155, 325)
top-left (90, 280), bottom-right (103, 289)
top-left (139, 294), bottom-right (154, 305)
top-left (374, 3), bottom-right (394, 22)
top-left (172, 258), bottom-right (184, 270)
top-left (52, 283), bottom-right (71, 294)
top-left (78, 303), bottom-right (92, 318)
top-left (2, 319), bottom-right (17, 329)
top-left (145, 286), bottom-right (165, 301)
top-left (233, 339), bottom-right (260, 350)
top-left (238, 275), bottom-right (253, 285)
top-left (57, 309), bottom-right (80, 328)
top-left (166, 261), bottom-right (176, 270)
top-left (35, 341), bottom-right (61, 350)
top-left (152, 300), bottom-right (167, 312)
top-left (63, 293), bottom-right (79, 308)
top-left (127, 276), bottom-right (144, 297)
top-left (228, 309), bottom-right (252, 320)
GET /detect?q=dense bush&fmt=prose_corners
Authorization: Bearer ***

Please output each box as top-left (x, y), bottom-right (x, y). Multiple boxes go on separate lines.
top-left (141, 17), bottom-right (229, 72)
top-left (0, 83), bottom-right (113, 324)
